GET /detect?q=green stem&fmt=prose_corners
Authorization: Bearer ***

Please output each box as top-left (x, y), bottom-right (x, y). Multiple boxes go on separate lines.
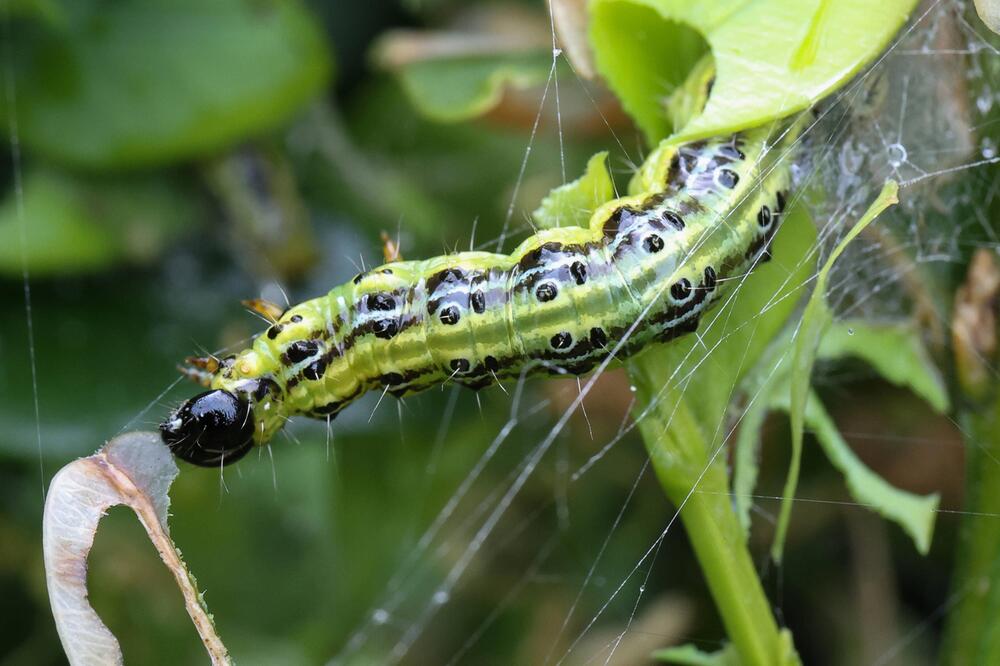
top-left (940, 398), bottom-right (1000, 664)
top-left (632, 369), bottom-right (798, 666)
top-left (941, 248), bottom-right (1000, 664)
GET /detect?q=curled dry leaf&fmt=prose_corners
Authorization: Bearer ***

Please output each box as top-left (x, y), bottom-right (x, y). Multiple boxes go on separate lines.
top-left (42, 431), bottom-right (230, 665)
top-left (372, 5), bottom-right (550, 70)
top-left (953, 249), bottom-right (1000, 400)
top-left (551, 0), bottom-right (595, 79)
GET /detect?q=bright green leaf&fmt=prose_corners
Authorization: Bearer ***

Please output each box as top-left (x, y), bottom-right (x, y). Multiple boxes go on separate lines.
top-left (1, 0), bottom-right (331, 168)
top-left (819, 320), bottom-right (949, 413)
top-left (773, 180), bottom-right (899, 561)
top-left (590, 0), bottom-right (920, 144)
top-left (0, 168), bottom-right (202, 275)
top-left (532, 151), bottom-right (614, 229)
top-left (589, 2), bottom-right (710, 142)
top-left (394, 52), bottom-right (552, 123)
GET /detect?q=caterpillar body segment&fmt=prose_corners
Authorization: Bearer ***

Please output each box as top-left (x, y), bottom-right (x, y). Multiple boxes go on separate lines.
top-left (161, 121), bottom-right (801, 466)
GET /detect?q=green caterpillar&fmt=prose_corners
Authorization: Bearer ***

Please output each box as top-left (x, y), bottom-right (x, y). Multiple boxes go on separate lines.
top-left (160, 116), bottom-right (800, 466)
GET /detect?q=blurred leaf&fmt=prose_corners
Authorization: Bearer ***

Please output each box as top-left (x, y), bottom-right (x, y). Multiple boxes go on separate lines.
top-left (329, 81), bottom-right (599, 252)
top-left (393, 51), bottom-right (552, 123)
top-left (589, 0), bottom-right (920, 143)
top-left (203, 141), bottom-right (318, 282)
top-left (1, 0), bottom-right (331, 168)
top-left (532, 151), bottom-right (613, 229)
top-left (819, 320), bottom-right (949, 413)
top-left (0, 167), bottom-right (202, 275)
top-left (773, 180), bottom-right (898, 561)
top-left (653, 642), bottom-right (740, 665)
top-left (0, 0), bottom-right (61, 22)
top-left (372, 6), bottom-right (555, 124)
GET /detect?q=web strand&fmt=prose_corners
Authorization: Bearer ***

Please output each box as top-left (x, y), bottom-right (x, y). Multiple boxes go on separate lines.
top-left (3, 5), bottom-right (43, 499)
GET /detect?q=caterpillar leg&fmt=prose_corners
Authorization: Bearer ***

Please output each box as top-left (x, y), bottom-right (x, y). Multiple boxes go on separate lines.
top-left (380, 231), bottom-right (403, 263)
top-left (179, 356), bottom-right (219, 387)
top-left (242, 298), bottom-right (285, 323)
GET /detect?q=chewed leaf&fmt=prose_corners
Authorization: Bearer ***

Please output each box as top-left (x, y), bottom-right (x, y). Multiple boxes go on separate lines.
top-left (590, 0), bottom-right (920, 143)
top-left (392, 52), bottom-right (553, 122)
top-left (43, 432), bottom-right (230, 665)
top-left (819, 320), bottom-right (949, 413)
top-left (735, 365), bottom-right (939, 553)
top-left (533, 151), bottom-right (614, 229)
top-left (773, 180), bottom-right (899, 561)
top-left (801, 391), bottom-right (939, 554)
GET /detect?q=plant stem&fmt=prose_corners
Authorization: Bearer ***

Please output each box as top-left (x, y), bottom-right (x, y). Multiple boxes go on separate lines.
top-left (632, 368), bottom-right (798, 666)
top-left (941, 401), bottom-right (1000, 665)
top-left (941, 248), bottom-right (1000, 664)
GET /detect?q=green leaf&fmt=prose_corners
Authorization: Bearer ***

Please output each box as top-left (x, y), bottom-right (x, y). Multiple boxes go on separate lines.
top-left (801, 390), bottom-right (939, 554)
top-left (393, 51), bottom-right (552, 123)
top-left (818, 320), bottom-right (949, 413)
top-left (589, 0), bottom-right (920, 143)
top-left (653, 642), bottom-right (741, 665)
top-left (1, 0), bottom-right (331, 169)
top-left (772, 180), bottom-right (899, 561)
top-left (0, 168), bottom-right (201, 275)
top-left (588, 2), bottom-right (709, 142)
top-left (532, 151), bottom-right (614, 229)
top-left (734, 360), bottom-right (939, 554)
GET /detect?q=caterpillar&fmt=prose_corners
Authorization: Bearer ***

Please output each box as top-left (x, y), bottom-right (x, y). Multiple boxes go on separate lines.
top-left (160, 117), bottom-right (801, 467)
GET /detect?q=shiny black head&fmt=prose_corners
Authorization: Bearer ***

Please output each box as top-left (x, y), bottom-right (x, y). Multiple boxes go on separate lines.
top-left (160, 390), bottom-right (255, 467)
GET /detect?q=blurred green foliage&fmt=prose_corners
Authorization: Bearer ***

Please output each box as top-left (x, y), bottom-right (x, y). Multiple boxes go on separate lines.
top-left (0, 1), bottom-right (994, 665)
top-left (0, 0), bottom-right (331, 169)
top-left (393, 51), bottom-right (553, 122)
top-left (0, 169), bottom-right (202, 274)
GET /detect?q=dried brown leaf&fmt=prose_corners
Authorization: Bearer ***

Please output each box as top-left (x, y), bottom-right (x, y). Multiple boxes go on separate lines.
top-left (43, 431), bottom-right (230, 665)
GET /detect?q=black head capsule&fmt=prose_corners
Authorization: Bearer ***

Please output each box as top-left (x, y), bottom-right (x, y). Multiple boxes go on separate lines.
top-left (160, 389), bottom-right (255, 467)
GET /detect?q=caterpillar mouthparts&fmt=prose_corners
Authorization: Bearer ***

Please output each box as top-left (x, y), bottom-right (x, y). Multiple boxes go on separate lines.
top-left (162, 118), bottom-right (800, 467)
